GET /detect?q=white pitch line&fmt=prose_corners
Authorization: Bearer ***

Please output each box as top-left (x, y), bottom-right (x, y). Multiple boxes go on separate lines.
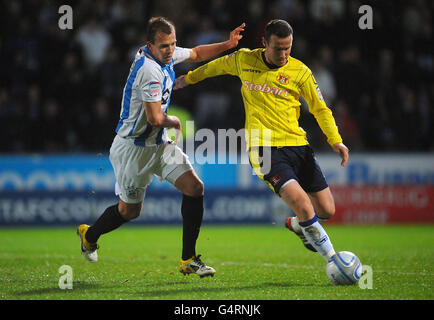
top-left (220, 261), bottom-right (316, 269)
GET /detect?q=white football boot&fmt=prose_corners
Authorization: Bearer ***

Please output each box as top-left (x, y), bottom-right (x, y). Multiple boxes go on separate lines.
top-left (179, 254), bottom-right (216, 278)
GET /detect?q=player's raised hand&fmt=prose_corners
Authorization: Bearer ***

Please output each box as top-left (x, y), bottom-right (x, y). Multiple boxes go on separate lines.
top-left (227, 23), bottom-right (246, 49)
top-left (332, 142), bottom-right (349, 167)
top-left (174, 75), bottom-right (188, 90)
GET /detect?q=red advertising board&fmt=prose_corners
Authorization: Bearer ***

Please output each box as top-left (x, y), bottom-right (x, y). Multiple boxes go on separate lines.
top-left (329, 186), bottom-right (434, 224)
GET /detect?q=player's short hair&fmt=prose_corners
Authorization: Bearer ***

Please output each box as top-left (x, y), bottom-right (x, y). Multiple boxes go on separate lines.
top-left (147, 17), bottom-right (175, 43)
top-left (264, 19), bottom-right (293, 42)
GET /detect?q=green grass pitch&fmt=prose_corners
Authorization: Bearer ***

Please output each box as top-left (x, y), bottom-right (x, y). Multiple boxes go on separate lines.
top-left (0, 224), bottom-right (432, 300)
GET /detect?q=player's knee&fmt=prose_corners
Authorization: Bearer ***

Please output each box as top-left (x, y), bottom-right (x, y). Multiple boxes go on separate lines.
top-left (323, 203), bottom-right (335, 219)
top-left (318, 201), bottom-right (335, 219)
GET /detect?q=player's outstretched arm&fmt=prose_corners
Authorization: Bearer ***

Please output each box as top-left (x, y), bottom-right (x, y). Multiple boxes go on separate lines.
top-left (186, 23), bottom-right (245, 63)
top-left (332, 142), bottom-right (349, 167)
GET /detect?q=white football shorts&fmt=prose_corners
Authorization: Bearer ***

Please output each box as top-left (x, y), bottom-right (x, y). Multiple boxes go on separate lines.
top-left (109, 135), bottom-right (193, 203)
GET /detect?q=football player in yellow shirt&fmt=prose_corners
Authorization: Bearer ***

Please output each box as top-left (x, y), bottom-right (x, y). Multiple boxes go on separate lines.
top-left (175, 20), bottom-right (349, 262)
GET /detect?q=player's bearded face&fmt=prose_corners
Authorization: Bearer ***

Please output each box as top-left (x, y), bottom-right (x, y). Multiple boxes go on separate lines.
top-left (264, 34), bottom-right (293, 67)
top-left (148, 31), bottom-right (177, 65)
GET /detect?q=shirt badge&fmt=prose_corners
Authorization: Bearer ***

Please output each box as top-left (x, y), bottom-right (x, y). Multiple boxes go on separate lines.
top-left (316, 86), bottom-right (324, 101)
top-left (149, 82), bottom-right (161, 98)
top-left (270, 174), bottom-right (282, 187)
top-left (277, 73), bottom-right (289, 84)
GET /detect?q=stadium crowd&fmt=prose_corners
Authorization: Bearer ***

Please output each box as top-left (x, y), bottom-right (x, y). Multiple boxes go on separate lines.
top-left (0, 0), bottom-right (432, 153)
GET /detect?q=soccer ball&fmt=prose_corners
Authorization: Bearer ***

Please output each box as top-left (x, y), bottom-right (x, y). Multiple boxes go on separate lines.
top-left (326, 251), bottom-right (363, 286)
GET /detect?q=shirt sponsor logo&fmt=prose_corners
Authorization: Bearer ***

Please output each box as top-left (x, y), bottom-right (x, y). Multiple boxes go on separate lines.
top-left (243, 80), bottom-right (289, 97)
top-left (161, 88), bottom-right (170, 105)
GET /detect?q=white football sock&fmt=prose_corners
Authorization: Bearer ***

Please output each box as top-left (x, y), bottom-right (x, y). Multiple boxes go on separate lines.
top-left (299, 215), bottom-right (335, 261)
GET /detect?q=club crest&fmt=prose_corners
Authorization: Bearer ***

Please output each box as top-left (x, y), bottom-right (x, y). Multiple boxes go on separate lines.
top-left (277, 73), bottom-right (289, 84)
top-left (270, 174), bottom-right (282, 186)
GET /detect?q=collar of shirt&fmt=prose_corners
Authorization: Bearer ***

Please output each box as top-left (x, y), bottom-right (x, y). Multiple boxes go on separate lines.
top-left (142, 45), bottom-right (172, 67)
top-left (261, 50), bottom-right (287, 69)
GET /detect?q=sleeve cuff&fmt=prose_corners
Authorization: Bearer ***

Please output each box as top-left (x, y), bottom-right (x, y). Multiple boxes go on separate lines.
top-left (328, 136), bottom-right (343, 147)
top-left (185, 72), bottom-right (195, 85)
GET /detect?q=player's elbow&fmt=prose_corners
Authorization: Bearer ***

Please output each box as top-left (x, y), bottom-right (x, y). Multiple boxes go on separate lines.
top-left (189, 48), bottom-right (202, 63)
top-left (148, 114), bottom-right (165, 127)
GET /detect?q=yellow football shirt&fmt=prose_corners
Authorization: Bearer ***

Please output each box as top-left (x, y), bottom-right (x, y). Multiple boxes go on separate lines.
top-left (185, 48), bottom-right (342, 149)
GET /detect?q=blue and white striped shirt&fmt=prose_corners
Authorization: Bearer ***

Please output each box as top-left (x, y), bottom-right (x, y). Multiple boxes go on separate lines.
top-left (115, 45), bottom-right (191, 146)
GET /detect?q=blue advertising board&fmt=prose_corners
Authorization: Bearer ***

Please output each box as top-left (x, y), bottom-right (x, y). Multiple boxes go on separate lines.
top-left (0, 154), bottom-right (261, 191)
top-left (1, 154), bottom-right (433, 193)
top-left (0, 189), bottom-right (277, 225)
top-left (1, 153), bottom-right (432, 225)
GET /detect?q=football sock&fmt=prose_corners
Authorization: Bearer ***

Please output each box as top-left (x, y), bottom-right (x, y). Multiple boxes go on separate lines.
top-left (291, 215), bottom-right (329, 231)
top-left (317, 216), bottom-right (330, 223)
top-left (181, 194), bottom-right (204, 260)
top-left (299, 215), bottom-right (336, 261)
top-left (85, 203), bottom-right (127, 244)
top-left (292, 215), bottom-right (329, 229)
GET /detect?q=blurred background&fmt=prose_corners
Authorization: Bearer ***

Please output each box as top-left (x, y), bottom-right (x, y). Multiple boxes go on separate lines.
top-left (0, 0), bottom-right (433, 225)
